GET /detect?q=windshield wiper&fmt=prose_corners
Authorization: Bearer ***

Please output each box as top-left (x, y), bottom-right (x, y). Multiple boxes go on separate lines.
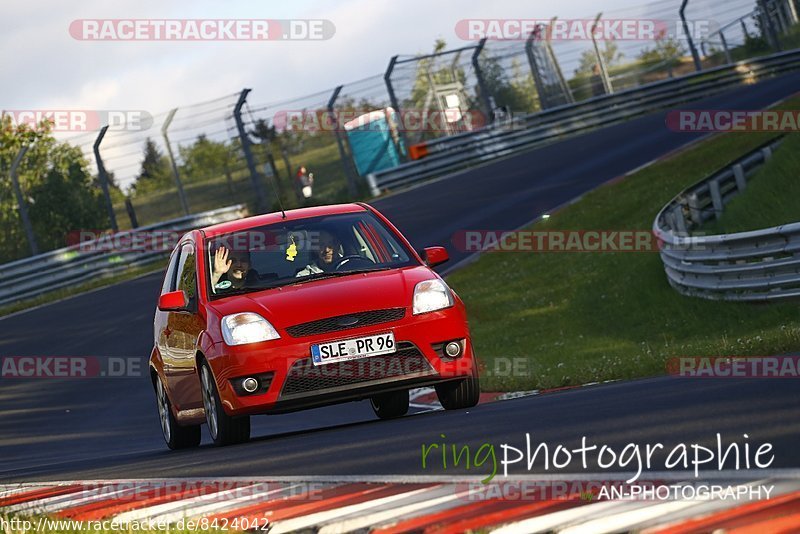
top-left (278, 267), bottom-right (392, 287)
top-left (335, 267), bottom-right (391, 276)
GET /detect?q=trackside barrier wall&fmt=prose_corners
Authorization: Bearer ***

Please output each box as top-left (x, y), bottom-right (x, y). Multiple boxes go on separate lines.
top-left (653, 136), bottom-right (800, 301)
top-left (0, 205), bottom-right (247, 307)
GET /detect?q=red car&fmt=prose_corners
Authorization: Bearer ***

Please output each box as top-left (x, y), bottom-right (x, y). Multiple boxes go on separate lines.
top-left (150, 203), bottom-right (480, 448)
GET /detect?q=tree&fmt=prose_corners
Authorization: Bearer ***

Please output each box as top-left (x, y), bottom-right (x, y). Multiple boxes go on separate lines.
top-left (250, 118), bottom-right (277, 146)
top-left (26, 144), bottom-right (108, 252)
top-left (0, 115), bottom-right (109, 260)
top-left (178, 135), bottom-right (237, 183)
top-left (479, 54), bottom-right (539, 114)
top-left (132, 138), bottom-right (171, 194)
top-left (575, 41), bottom-right (624, 76)
top-left (638, 32), bottom-right (685, 67)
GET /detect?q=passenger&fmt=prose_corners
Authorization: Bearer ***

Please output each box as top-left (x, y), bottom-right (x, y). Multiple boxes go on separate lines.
top-left (211, 246), bottom-right (256, 291)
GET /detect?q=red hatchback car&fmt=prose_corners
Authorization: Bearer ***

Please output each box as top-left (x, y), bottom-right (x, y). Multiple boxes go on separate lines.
top-left (150, 203), bottom-right (480, 448)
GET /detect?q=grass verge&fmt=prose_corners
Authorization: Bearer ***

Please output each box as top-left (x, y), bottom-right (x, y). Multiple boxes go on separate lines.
top-left (447, 96), bottom-right (800, 392)
top-left (700, 131), bottom-right (800, 234)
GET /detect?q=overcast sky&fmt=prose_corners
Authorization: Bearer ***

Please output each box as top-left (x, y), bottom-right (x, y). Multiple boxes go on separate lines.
top-left (1, 0), bottom-right (709, 112)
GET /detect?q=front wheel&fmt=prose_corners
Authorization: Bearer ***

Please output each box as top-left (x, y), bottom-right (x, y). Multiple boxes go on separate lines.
top-left (155, 376), bottom-right (201, 450)
top-left (200, 364), bottom-right (250, 446)
top-left (370, 389), bottom-right (409, 419)
top-left (435, 369), bottom-right (480, 410)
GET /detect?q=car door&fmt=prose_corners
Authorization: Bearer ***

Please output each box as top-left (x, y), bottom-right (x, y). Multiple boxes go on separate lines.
top-left (162, 240), bottom-right (205, 411)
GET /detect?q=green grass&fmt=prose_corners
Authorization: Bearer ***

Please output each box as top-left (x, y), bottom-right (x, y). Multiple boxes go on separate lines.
top-left (447, 96), bottom-right (800, 392)
top-left (701, 132), bottom-right (800, 234)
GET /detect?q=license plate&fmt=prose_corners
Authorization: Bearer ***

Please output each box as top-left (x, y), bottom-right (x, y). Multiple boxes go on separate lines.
top-left (310, 332), bottom-right (395, 366)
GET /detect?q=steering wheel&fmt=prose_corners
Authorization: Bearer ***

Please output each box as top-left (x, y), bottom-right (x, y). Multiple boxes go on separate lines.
top-left (335, 255), bottom-right (376, 271)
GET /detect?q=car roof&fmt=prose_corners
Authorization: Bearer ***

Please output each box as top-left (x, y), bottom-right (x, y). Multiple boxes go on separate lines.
top-left (200, 203), bottom-right (368, 238)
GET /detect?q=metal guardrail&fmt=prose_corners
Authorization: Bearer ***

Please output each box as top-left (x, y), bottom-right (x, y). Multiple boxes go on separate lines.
top-left (0, 204), bottom-right (248, 308)
top-left (367, 48), bottom-right (800, 195)
top-left (653, 136), bottom-right (800, 301)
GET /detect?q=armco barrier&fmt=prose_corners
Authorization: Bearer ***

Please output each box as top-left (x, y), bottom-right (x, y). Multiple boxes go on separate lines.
top-left (653, 136), bottom-right (800, 301)
top-left (0, 204), bottom-right (247, 308)
top-left (368, 49), bottom-right (800, 196)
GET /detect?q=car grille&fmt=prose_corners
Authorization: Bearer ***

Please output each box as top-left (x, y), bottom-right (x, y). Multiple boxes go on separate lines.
top-left (280, 342), bottom-right (435, 398)
top-left (284, 308), bottom-right (406, 338)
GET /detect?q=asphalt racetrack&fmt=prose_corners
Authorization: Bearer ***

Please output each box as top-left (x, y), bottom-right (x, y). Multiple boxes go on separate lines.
top-left (1, 72), bottom-right (799, 482)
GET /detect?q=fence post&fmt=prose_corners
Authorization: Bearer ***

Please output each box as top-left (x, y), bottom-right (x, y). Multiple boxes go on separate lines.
top-left (525, 26), bottom-right (550, 109)
top-left (93, 125), bottom-right (119, 232)
top-left (471, 38), bottom-right (493, 119)
top-left (161, 108), bottom-right (190, 216)
top-left (547, 18), bottom-right (574, 104)
top-left (774, 0), bottom-right (790, 31)
top-left (10, 145), bottom-right (39, 256)
top-left (740, 18), bottom-right (751, 39)
top-left (384, 55), bottom-right (409, 160)
top-left (786, 0), bottom-right (799, 23)
top-left (719, 30), bottom-right (733, 64)
top-left (591, 13), bottom-right (613, 94)
top-left (732, 163), bottom-right (747, 191)
top-left (124, 197), bottom-right (139, 228)
top-left (233, 89), bottom-right (269, 213)
top-left (680, 0), bottom-right (704, 71)
top-left (327, 85), bottom-right (358, 197)
top-left (708, 178), bottom-right (723, 219)
top-left (758, 0), bottom-right (782, 50)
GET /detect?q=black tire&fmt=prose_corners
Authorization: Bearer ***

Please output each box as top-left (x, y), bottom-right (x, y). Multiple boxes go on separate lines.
top-left (370, 389), bottom-right (410, 419)
top-left (435, 369), bottom-right (480, 410)
top-left (200, 364), bottom-right (250, 446)
top-left (155, 375), bottom-right (201, 450)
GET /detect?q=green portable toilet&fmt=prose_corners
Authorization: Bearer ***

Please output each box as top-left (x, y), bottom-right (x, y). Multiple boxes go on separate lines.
top-left (344, 108), bottom-right (404, 176)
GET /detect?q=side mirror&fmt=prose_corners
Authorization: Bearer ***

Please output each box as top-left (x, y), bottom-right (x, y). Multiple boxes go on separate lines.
top-left (158, 290), bottom-right (188, 312)
top-left (423, 246), bottom-right (449, 268)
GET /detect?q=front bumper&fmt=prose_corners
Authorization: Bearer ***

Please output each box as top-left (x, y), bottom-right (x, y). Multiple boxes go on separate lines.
top-left (207, 306), bottom-right (476, 416)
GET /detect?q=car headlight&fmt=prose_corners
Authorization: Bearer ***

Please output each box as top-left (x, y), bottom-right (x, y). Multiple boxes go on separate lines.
top-left (221, 313), bottom-right (280, 346)
top-left (413, 279), bottom-right (454, 315)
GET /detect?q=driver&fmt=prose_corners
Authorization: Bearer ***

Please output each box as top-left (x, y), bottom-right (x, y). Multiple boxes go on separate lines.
top-left (296, 230), bottom-right (342, 277)
top-left (211, 246), bottom-right (257, 291)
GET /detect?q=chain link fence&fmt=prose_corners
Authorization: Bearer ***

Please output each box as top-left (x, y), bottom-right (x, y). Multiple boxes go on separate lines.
top-left (3, 0), bottom-right (799, 263)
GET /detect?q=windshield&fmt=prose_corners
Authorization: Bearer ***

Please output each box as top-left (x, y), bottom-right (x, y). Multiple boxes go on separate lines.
top-left (205, 211), bottom-right (416, 298)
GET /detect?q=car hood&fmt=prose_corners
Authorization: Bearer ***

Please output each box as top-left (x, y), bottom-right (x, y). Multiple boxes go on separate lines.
top-left (209, 266), bottom-right (438, 328)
